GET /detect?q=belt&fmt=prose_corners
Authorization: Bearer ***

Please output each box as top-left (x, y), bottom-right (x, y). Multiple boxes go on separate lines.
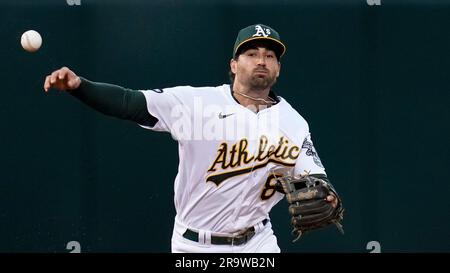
top-left (182, 219), bottom-right (269, 246)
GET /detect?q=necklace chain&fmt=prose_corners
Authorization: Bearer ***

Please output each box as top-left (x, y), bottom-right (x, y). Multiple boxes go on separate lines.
top-left (233, 90), bottom-right (277, 105)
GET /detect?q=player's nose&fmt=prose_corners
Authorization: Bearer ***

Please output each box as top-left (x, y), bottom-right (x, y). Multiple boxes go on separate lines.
top-left (256, 55), bottom-right (267, 66)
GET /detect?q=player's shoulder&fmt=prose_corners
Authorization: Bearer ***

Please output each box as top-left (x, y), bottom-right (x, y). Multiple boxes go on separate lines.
top-left (162, 84), bottom-right (228, 94)
top-left (278, 96), bottom-right (309, 128)
top-left (139, 84), bottom-right (229, 102)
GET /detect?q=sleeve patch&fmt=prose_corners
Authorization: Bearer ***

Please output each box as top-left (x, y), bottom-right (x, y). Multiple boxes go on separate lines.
top-left (301, 139), bottom-right (324, 168)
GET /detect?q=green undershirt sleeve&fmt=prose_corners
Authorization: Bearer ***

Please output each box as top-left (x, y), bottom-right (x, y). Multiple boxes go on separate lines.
top-left (69, 77), bottom-right (158, 127)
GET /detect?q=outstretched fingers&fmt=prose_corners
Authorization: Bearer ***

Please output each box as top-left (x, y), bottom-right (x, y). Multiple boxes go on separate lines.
top-left (44, 75), bottom-right (51, 92)
top-left (43, 67), bottom-right (80, 92)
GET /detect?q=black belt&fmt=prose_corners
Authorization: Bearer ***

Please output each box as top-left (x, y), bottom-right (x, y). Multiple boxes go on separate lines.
top-left (182, 219), bottom-right (269, 246)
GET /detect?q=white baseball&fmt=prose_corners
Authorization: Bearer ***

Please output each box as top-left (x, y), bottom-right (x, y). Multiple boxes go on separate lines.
top-left (21, 30), bottom-right (42, 52)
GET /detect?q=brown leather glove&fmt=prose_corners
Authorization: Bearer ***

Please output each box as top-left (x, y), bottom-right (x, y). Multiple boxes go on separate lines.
top-left (277, 174), bottom-right (344, 242)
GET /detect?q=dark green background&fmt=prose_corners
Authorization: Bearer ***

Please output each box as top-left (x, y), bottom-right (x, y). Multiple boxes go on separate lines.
top-left (1, 0), bottom-right (449, 252)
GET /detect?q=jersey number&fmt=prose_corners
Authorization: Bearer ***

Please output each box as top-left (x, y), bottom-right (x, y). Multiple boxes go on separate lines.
top-left (260, 173), bottom-right (282, 200)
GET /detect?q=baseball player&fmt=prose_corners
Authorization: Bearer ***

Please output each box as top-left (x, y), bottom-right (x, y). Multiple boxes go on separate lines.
top-left (43, 24), bottom-right (343, 253)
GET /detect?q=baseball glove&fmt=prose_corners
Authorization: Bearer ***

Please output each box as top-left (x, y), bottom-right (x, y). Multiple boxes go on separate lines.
top-left (277, 174), bottom-right (344, 242)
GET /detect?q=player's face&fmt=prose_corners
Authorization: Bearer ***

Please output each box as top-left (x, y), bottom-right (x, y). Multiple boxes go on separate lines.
top-left (231, 46), bottom-right (281, 91)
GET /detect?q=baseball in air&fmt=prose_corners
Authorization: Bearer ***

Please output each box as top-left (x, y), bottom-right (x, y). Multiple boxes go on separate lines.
top-left (21, 30), bottom-right (42, 52)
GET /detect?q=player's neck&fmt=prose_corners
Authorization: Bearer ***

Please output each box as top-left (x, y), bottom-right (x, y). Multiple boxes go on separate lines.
top-left (233, 81), bottom-right (270, 97)
top-left (232, 82), bottom-right (273, 109)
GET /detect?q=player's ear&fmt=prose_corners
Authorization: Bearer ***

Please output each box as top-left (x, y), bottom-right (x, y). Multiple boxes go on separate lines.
top-left (230, 58), bottom-right (237, 74)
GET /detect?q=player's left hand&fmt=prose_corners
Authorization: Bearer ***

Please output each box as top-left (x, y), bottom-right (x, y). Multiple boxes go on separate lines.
top-left (326, 194), bottom-right (338, 208)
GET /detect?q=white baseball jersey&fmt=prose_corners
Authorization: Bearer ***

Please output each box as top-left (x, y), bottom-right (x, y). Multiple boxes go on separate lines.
top-left (139, 84), bottom-right (326, 235)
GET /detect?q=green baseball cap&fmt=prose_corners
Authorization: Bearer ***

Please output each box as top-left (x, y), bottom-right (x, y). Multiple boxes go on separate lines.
top-left (233, 24), bottom-right (286, 59)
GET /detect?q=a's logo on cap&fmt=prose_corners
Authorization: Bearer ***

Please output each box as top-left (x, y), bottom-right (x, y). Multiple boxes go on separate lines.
top-left (252, 25), bottom-right (271, 38)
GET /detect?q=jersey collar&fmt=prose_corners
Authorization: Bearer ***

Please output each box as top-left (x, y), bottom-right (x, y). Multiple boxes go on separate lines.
top-left (228, 85), bottom-right (280, 105)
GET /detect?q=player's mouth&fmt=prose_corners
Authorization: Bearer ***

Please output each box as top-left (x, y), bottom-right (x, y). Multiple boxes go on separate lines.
top-left (253, 69), bottom-right (269, 75)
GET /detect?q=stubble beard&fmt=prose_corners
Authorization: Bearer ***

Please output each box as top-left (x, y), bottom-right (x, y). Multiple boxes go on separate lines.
top-left (248, 74), bottom-right (277, 91)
